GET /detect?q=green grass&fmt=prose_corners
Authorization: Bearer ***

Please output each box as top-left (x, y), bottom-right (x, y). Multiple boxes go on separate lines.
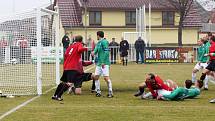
top-left (1, 63), bottom-right (215, 121)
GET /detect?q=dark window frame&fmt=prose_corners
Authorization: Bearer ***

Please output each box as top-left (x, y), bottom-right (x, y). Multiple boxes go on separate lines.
top-left (89, 11), bottom-right (102, 26)
top-left (162, 11), bottom-right (175, 26)
top-left (125, 11), bottom-right (136, 25)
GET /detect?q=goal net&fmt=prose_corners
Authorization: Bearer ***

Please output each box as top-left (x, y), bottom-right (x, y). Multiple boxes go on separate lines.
top-left (0, 8), bottom-right (61, 95)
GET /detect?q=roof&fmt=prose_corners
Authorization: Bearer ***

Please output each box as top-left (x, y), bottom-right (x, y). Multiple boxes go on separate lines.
top-left (195, 1), bottom-right (211, 23)
top-left (57, 0), bottom-right (203, 28)
top-left (58, 0), bottom-right (82, 27)
top-left (79, 0), bottom-right (175, 10)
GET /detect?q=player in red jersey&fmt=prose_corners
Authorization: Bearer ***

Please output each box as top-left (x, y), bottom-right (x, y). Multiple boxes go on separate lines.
top-left (134, 73), bottom-right (173, 98)
top-left (52, 35), bottom-right (89, 101)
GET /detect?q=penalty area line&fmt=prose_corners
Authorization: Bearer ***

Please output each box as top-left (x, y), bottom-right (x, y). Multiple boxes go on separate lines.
top-left (0, 65), bottom-right (95, 120)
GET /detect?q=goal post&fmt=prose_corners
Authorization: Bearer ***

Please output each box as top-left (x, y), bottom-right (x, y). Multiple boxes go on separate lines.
top-left (0, 7), bottom-right (61, 96)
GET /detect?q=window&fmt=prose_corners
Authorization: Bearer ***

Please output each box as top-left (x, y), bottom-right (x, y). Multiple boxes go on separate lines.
top-left (126, 11), bottom-right (136, 25)
top-left (162, 11), bottom-right (174, 26)
top-left (89, 11), bottom-right (101, 25)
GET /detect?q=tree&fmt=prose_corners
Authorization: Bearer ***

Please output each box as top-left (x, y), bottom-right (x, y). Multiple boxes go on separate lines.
top-left (166, 0), bottom-right (194, 46)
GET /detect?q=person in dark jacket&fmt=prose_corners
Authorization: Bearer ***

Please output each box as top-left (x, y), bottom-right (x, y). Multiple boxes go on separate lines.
top-left (62, 33), bottom-right (70, 55)
top-left (135, 37), bottom-right (145, 64)
top-left (119, 37), bottom-right (129, 66)
top-left (109, 38), bottom-right (119, 64)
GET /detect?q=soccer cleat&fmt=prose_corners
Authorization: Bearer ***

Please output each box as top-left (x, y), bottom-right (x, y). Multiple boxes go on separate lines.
top-left (204, 88), bottom-right (208, 90)
top-left (210, 99), bottom-right (215, 103)
top-left (96, 93), bottom-right (101, 97)
top-left (68, 86), bottom-right (76, 94)
top-left (107, 94), bottom-right (114, 98)
top-left (91, 90), bottom-right (96, 93)
top-left (134, 91), bottom-right (143, 97)
top-left (52, 96), bottom-right (63, 101)
top-left (51, 95), bottom-right (56, 100)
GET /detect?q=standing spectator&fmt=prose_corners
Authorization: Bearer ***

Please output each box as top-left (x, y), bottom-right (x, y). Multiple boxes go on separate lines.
top-left (135, 37), bottom-right (145, 64)
top-left (62, 33), bottom-right (70, 55)
top-left (109, 38), bottom-right (119, 64)
top-left (86, 35), bottom-right (95, 61)
top-left (119, 37), bottom-right (129, 66)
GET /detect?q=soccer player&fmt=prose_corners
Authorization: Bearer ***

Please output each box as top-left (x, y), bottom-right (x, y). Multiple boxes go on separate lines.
top-left (158, 80), bottom-right (203, 101)
top-left (134, 73), bottom-right (173, 99)
top-left (52, 35), bottom-right (88, 101)
top-left (91, 31), bottom-right (113, 98)
top-left (192, 39), bottom-right (209, 89)
top-left (200, 36), bottom-right (215, 90)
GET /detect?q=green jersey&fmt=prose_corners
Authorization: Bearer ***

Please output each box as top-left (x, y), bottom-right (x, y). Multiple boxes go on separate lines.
top-left (185, 87), bottom-right (200, 99)
top-left (197, 44), bottom-right (208, 63)
top-left (94, 38), bottom-right (110, 66)
top-left (205, 41), bottom-right (211, 62)
top-left (163, 87), bottom-right (188, 101)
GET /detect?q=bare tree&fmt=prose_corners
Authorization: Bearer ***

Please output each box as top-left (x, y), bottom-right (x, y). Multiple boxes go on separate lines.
top-left (166, 0), bottom-right (194, 46)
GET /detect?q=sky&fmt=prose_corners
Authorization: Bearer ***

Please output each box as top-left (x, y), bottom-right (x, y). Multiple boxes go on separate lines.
top-left (0, 0), bottom-right (52, 17)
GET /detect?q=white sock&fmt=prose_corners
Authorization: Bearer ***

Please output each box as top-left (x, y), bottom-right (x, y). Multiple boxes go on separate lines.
top-left (95, 80), bottom-right (101, 93)
top-left (107, 79), bottom-right (113, 94)
top-left (192, 73), bottom-right (196, 83)
top-left (204, 75), bottom-right (209, 89)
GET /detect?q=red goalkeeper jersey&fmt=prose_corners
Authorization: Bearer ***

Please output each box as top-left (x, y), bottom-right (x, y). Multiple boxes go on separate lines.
top-left (64, 42), bottom-right (87, 71)
top-left (145, 75), bottom-right (173, 98)
top-left (209, 41), bottom-right (215, 60)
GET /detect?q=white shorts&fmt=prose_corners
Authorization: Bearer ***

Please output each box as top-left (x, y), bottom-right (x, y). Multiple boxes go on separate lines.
top-left (194, 62), bottom-right (208, 70)
top-left (95, 65), bottom-right (110, 76)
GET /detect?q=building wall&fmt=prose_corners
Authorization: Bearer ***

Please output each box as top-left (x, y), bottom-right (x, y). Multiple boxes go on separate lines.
top-left (65, 27), bottom-right (199, 44)
top-left (82, 10), bottom-right (180, 26)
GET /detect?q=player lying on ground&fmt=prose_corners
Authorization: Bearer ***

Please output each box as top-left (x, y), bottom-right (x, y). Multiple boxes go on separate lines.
top-left (52, 35), bottom-right (94, 101)
top-left (134, 73), bottom-right (173, 99)
top-left (157, 80), bottom-right (203, 101)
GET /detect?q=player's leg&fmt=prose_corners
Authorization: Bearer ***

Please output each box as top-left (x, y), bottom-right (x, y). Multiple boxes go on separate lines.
top-left (136, 50), bottom-right (139, 64)
top-left (202, 63), bottom-right (209, 90)
top-left (94, 66), bottom-right (102, 96)
top-left (134, 82), bottom-right (146, 97)
top-left (103, 65), bottom-right (113, 97)
top-left (125, 56), bottom-right (128, 66)
top-left (192, 63), bottom-right (200, 83)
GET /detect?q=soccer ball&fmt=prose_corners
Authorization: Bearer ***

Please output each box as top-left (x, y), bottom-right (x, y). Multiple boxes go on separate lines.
top-left (11, 58), bottom-right (18, 64)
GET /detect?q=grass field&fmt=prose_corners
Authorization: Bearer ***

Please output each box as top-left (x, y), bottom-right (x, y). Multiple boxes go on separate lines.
top-left (1, 63), bottom-right (215, 121)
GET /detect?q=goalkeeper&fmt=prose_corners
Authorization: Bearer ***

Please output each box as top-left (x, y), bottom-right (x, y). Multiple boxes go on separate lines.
top-left (52, 35), bottom-right (94, 101)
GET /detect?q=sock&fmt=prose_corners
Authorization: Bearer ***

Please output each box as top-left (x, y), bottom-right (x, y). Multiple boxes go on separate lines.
top-left (91, 80), bottom-right (95, 90)
top-left (192, 73), bottom-right (196, 83)
top-left (95, 80), bottom-right (101, 93)
top-left (139, 87), bottom-right (144, 95)
top-left (122, 59), bottom-right (125, 66)
top-left (200, 73), bottom-right (206, 81)
top-left (54, 83), bottom-right (64, 96)
top-left (107, 79), bottom-right (113, 94)
top-left (204, 75), bottom-right (209, 89)
top-left (57, 83), bottom-right (70, 98)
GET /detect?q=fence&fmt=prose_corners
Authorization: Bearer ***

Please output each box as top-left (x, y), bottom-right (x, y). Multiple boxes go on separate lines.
top-left (82, 45), bottom-right (198, 63)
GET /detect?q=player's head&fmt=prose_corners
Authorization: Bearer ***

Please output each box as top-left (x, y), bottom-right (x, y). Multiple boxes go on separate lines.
top-left (197, 39), bottom-right (204, 45)
top-left (185, 80), bottom-right (193, 89)
top-left (211, 35), bottom-right (215, 42)
top-left (97, 31), bottom-right (104, 40)
top-left (74, 35), bottom-right (83, 42)
top-left (207, 32), bottom-right (213, 37)
top-left (146, 73), bottom-right (155, 80)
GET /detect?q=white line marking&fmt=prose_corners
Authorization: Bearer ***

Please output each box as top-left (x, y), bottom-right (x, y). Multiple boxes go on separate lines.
top-left (0, 66), bottom-right (95, 120)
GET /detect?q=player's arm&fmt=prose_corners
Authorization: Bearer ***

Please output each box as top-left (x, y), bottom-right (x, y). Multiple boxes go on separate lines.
top-left (147, 84), bottom-right (157, 98)
top-left (156, 76), bottom-right (173, 91)
top-left (78, 44), bottom-right (88, 53)
top-left (82, 61), bottom-right (93, 66)
top-left (93, 44), bottom-right (99, 55)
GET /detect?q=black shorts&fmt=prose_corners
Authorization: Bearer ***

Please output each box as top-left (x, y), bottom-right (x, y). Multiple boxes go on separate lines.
top-left (206, 60), bottom-right (215, 71)
top-left (60, 70), bottom-right (79, 83)
top-left (120, 51), bottom-right (128, 57)
top-left (74, 73), bottom-right (92, 88)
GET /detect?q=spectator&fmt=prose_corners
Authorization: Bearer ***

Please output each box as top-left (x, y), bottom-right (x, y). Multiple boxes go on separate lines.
top-left (86, 35), bottom-right (95, 61)
top-left (109, 38), bottom-right (119, 64)
top-left (119, 37), bottom-right (129, 66)
top-left (135, 37), bottom-right (145, 64)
